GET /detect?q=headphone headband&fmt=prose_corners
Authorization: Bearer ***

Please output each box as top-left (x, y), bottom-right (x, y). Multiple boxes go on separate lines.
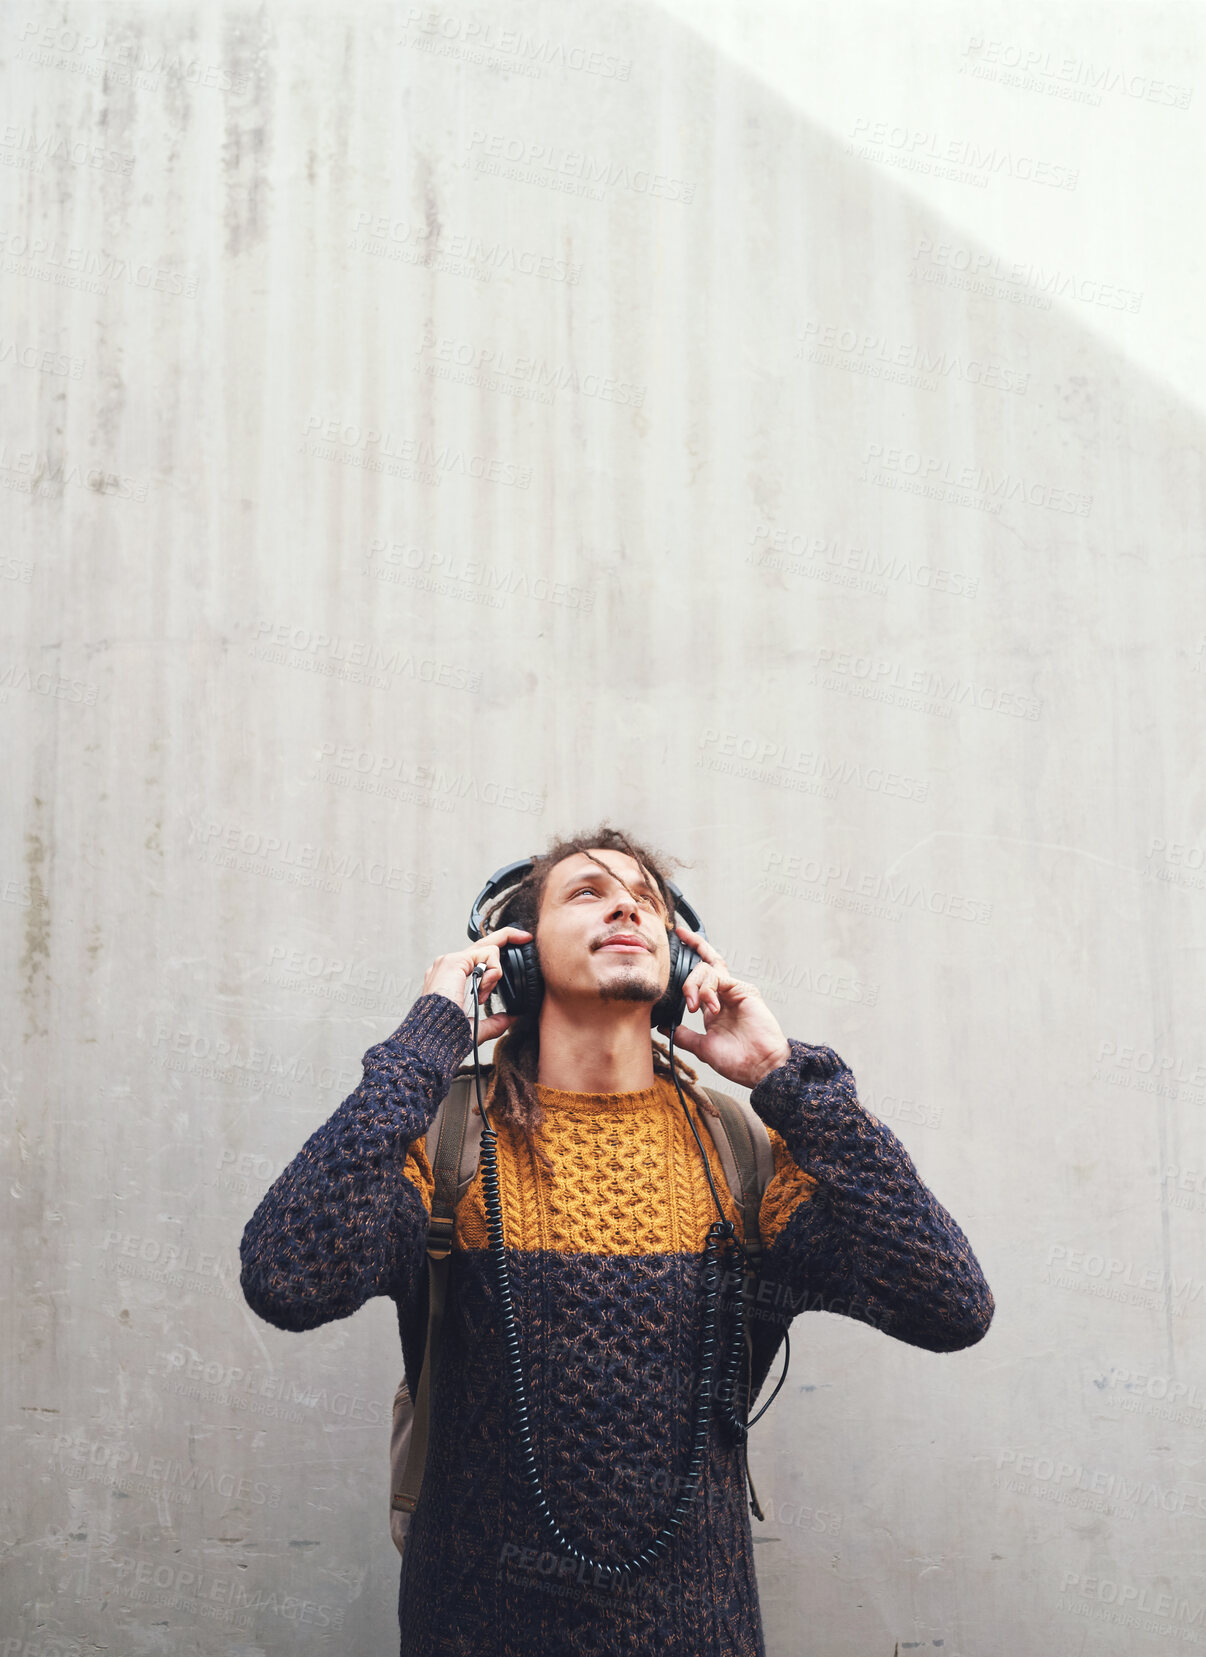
top-left (467, 855), bottom-right (541, 942)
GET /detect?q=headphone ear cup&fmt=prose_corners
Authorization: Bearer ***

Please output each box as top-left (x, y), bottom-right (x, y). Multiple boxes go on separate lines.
top-left (498, 941), bottom-right (543, 1018)
top-left (653, 933), bottom-right (699, 1036)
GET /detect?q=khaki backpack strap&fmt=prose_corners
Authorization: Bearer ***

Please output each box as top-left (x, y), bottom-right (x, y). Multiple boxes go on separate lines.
top-left (699, 1087), bottom-right (774, 1265)
top-left (699, 1085), bottom-right (774, 1525)
top-left (393, 1070), bottom-right (484, 1514)
top-left (426, 1068), bottom-right (489, 1242)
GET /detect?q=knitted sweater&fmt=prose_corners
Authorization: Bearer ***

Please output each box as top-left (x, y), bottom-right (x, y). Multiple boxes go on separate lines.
top-left (239, 994), bottom-right (994, 1657)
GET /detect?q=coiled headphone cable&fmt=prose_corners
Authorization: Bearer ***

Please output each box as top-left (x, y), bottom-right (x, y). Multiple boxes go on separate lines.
top-left (467, 964), bottom-right (790, 1586)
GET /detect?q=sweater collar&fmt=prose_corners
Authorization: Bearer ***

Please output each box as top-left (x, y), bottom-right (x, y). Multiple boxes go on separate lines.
top-left (532, 1075), bottom-right (673, 1115)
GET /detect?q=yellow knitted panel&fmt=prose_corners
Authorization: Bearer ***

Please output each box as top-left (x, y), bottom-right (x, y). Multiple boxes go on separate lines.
top-left (453, 1076), bottom-right (745, 1256)
top-left (401, 1134), bottom-right (434, 1214)
top-left (401, 1080), bottom-right (819, 1254)
top-left (758, 1125), bottom-right (820, 1248)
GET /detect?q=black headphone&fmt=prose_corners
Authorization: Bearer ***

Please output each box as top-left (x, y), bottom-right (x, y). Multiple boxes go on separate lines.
top-left (467, 854), bottom-right (707, 1036)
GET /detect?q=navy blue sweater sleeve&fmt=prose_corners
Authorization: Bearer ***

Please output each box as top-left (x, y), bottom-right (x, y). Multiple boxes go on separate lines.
top-left (749, 1039), bottom-right (995, 1353)
top-left (238, 993), bottom-right (473, 1331)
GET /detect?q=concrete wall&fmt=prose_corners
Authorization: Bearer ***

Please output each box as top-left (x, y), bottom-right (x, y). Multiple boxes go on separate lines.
top-left (5, 2), bottom-right (1203, 1652)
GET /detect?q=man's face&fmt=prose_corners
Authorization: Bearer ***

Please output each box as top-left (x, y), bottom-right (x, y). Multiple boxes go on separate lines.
top-left (534, 848), bottom-right (672, 1010)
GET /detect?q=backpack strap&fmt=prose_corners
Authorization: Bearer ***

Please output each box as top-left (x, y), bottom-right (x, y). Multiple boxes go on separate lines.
top-left (695, 1084), bottom-right (774, 1525)
top-left (392, 1068), bottom-right (487, 1516)
top-left (425, 1067), bottom-right (488, 1217)
top-left (697, 1086), bottom-right (774, 1267)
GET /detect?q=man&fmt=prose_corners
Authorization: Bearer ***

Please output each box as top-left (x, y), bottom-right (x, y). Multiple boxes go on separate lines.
top-left (239, 825), bottom-right (994, 1656)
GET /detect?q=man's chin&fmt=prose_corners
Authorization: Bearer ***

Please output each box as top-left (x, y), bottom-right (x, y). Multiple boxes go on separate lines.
top-left (594, 963), bottom-right (662, 1004)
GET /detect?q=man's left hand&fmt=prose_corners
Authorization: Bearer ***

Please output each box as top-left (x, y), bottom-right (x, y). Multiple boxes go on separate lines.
top-left (668, 922), bottom-right (793, 1089)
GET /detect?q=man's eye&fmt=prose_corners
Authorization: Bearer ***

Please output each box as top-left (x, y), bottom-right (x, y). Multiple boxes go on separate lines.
top-left (570, 883), bottom-right (660, 908)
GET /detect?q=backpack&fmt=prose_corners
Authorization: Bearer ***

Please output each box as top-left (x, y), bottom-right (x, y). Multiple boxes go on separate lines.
top-left (389, 1062), bottom-right (775, 1555)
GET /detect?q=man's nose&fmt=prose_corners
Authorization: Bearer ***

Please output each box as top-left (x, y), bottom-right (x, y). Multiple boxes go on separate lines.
top-left (605, 894), bottom-right (642, 923)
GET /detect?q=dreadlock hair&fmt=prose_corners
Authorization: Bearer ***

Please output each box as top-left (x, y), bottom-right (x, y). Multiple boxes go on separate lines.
top-left (463, 822), bottom-right (721, 1177)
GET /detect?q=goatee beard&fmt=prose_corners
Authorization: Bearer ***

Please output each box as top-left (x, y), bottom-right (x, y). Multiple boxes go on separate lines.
top-left (597, 967), bottom-right (660, 1004)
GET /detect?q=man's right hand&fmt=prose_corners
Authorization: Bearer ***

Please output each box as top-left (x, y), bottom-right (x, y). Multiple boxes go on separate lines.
top-left (420, 926), bottom-right (533, 1042)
